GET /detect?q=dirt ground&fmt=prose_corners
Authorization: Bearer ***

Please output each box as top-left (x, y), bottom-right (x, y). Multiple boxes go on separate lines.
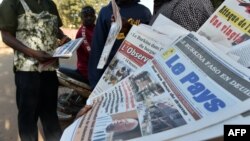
top-left (0, 44), bottom-right (20, 141)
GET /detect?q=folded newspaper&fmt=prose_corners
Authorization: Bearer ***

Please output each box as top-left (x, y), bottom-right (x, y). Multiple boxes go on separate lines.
top-left (61, 32), bottom-right (250, 141)
top-left (60, 0), bottom-right (250, 140)
top-left (197, 0), bottom-right (250, 49)
top-left (89, 24), bottom-right (178, 100)
top-left (97, 0), bottom-right (122, 69)
top-left (53, 37), bottom-right (83, 58)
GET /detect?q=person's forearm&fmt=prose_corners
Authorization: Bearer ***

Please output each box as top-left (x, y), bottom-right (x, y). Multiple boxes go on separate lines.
top-left (57, 28), bottom-right (65, 39)
top-left (1, 30), bottom-right (36, 58)
top-left (57, 28), bottom-right (71, 45)
top-left (57, 28), bottom-right (70, 40)
top-left (75, 105), bottom-right (92, 119)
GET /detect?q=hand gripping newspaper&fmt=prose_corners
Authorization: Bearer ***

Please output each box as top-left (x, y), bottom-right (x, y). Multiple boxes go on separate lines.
top-left (38, 37), bottom-right (83, 71)
top-left (53, 37), bottom-right (84, 58)
top-left (60, 31), bottom-right (250, 141)
top-left (97, 0), bottom-right (122, 69)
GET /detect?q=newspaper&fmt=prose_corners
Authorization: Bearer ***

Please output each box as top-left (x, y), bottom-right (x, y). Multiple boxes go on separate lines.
top-left (61, 33), bottom-right (250, 141)
top-left (172, 111), bottom-right (250, 141)
top-left (197, 0), bottom-right (250, 49)
top-left (97, 0), bottom-right (122, 69)
top-left (37, 37), bottom-right (83, 71)
top-left (150, 14), bottom-right (250, 140)
top-left (53, 37), bottom-right (83, 58)
top-left (151, 14), bottom-right (189, 37)
top-left (89, 24), bottom-right (178, 102)
top-left (174, 40), bottom-right (250, 141)
top-left (175, 1), bottom-right (250, 139)
top-left (227, 39), bottom-right (250, 67)
top-left (62, 113), bottom-right (250, 141)
top-left (90, 15), bottom-right (190, 101)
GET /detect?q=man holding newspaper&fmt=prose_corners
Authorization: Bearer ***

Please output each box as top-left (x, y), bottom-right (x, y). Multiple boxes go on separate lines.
top-left (75, 0), bottom-right (152, 119)
top-left (88, 0), bottom-right (152, 90)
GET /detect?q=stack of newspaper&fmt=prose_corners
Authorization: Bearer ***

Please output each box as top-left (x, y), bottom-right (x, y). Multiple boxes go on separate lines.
top-left (61, 0), bottom-right (250, 141)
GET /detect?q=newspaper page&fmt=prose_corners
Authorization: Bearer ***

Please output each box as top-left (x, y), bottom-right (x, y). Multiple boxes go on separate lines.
top-left (89, 24), bottom-right (175, 100)
top-left (227, 39), bottom-right (250, 67)
top-left (173, 41), bottom-right (250, 141)
top-left (173, 111), bottom-right (250, 141)
top-left (91, 15), bottom-right (190, 101)
top-left (97, 0), bottom-right (122, 69)
top-left (197, 0), bottom-right (250, 49)
top-left (171, 0), bottom-right (250, 138)
top-left (130, 33), bottom-right (250, 141)
top-left (53, 37), bottom-right (83, 58)
top-left (61, 33), bottom-right (250, 141)
top-left (63, 111), bottom-right (250, 141)
top-left (151, 14), bottom-right (189, 37)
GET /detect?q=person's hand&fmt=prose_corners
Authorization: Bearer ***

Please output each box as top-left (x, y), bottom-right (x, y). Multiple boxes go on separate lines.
top-left (120, 18), bottom-right (132, 36)
top-left (111, 15), bottom-right (130, 27)
top-left (111, 15), bottom-right (132, 36)
top-left (75, 105), bottom-right (92, 119)
top-left (111, 15), bottom-right (115, 22)
top-left (32, 50), bottom-right (55, 63)
top-left (59, 35), bottom-right (71, 46)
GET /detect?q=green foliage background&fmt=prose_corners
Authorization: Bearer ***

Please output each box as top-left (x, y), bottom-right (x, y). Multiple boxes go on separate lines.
top-left (54, 0), bottom-right (109, 29)
top-left (54, 0), bottom-right (225, 29)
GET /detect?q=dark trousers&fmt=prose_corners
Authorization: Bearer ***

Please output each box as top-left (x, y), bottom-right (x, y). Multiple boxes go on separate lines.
top-left (15, 71), bottom-right (62, 141)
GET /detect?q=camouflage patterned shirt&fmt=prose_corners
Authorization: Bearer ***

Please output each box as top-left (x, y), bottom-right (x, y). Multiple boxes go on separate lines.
top-left (15, 0), bottom-right (59, 71)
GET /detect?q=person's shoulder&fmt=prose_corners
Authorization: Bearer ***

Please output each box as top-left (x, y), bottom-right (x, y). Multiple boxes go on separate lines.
top-left (135, 3), bottom-right (152, 18)
top-left (136, 3), bottom-right (149, 8)
top-left (98, 2), bottom-right (113, 17)
top-left (188, 0), bottom-right (214, 12)
top-left (100, 2), bottom-right (112, 12)
top-left (187, 0), bottom-right (212, 6)
top-left (47, 0), bottom-right (57, 6)
top-left (131, 3), bottom-right (151, 14)
top-left (1, 0), bottom-right (18, 6)
top-left (135, 3), bottom-right (151, 12)
top-left (2, 0), bottom-right (17, 3)
top-left (0, 0), bottom-right (19, 13)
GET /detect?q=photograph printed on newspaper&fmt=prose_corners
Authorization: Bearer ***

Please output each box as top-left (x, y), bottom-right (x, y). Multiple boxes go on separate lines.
top-left (62, 32), bottom-right (250, 141)
top-left (89, 24), bottom-right (176, 100)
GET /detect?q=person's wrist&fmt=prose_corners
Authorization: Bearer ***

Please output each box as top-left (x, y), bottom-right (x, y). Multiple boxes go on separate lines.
top-left (84, 105), bottom-right (92, 110)
top-left (59, 35), bottom-right (70, 45)
top-left (28, 49), bottom-right (37, 58)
